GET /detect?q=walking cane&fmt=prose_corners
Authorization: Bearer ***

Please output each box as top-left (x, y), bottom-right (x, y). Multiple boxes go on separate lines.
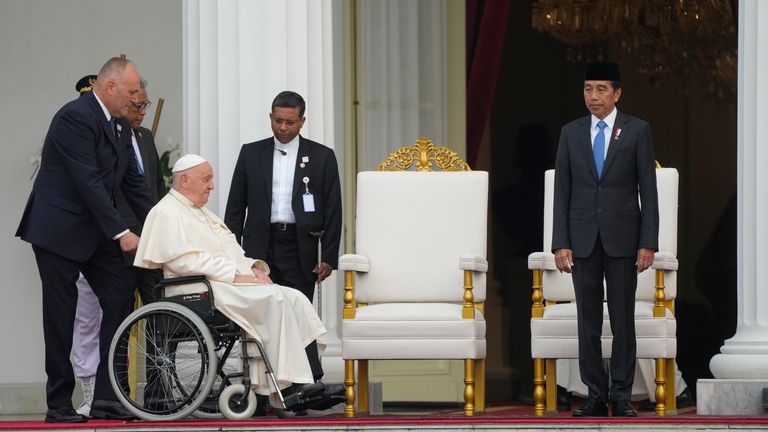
top-left (309, 230), bottom-right (325, 317)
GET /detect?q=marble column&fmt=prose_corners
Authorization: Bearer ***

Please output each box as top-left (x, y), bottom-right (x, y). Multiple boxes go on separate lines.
top-left (183, 0), bottom-right (345, 381)
top-left (709, 0), bottom-right (768, 379)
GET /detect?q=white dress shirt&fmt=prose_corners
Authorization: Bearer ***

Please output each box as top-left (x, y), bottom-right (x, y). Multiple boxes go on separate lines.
top-left (271, 135), bottom-right (299, 223)
top-left (590, 107), bottom-right (618, 159)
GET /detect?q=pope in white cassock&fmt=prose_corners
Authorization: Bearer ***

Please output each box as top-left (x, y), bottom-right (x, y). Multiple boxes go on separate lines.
top-left (133, 154), bottom-right (326, 396)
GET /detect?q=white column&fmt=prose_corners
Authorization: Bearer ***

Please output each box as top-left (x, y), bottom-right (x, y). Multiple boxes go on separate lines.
top-left (183, 0), bottom-right (344, 381)
top-left (709, 0), bottom-right (768, 379)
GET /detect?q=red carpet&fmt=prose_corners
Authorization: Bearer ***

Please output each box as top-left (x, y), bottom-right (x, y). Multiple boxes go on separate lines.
top-left (3, 405), bottom-right (768, 430)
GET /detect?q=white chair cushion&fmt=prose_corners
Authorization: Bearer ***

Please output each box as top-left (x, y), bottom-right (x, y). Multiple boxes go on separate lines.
top-left (536, 168), bottom-right (679, 303)
top-left (343, 303), bottom-right (485, 359)
top-left (531, 302), bottom-right (676, 359)
top-left (353, 171), bottom-right (488, 304)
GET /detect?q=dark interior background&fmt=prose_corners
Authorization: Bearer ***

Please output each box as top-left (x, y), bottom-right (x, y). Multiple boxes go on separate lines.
top-left (479, 0), bottom-right (737, 402)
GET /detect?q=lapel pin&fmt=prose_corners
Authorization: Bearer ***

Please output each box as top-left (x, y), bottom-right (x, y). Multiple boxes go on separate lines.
top-left (117, 124), bottom-right (122, 132)
top-left (302, 156), bottom-right (309, 163)
top-left (614, 128), bottom-right (622, 140)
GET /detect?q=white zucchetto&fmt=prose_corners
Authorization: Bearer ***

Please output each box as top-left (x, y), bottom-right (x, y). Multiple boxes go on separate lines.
top-left (172, 154), bottom-right (208, 173)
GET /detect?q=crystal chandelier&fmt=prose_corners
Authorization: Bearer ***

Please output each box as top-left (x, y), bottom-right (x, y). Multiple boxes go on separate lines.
top-left (531, 0), bottom-right (736, 97)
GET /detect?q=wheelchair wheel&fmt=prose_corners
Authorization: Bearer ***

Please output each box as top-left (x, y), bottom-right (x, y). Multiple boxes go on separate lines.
top-left (192, 344), bottom-right (242, 419)
top-left (218, 384), bottom-right (257, 420)
top-left (108, 302), bottom-right (217, 421)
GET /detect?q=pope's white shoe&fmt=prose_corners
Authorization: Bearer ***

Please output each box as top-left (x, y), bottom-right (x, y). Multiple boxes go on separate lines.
top-left (75, 402), bottom-right (91, 417)
top-left (76, 375), bottom-right (96, 417)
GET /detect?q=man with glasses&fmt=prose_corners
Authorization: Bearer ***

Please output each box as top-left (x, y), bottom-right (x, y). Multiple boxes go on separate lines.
top-left (224, 91), bottom-right (343, 413)
top-left (117, 78), bottom-right (166, 304)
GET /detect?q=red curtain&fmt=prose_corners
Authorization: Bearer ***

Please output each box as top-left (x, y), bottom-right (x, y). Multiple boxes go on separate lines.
top-left (466, 0), bottom-right (510, 167)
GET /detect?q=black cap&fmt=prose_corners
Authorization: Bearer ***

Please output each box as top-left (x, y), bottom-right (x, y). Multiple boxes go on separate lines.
top-left (76, 75), bottom-right (97, 95)
top-left (584, 62), bottom-right (621, 82)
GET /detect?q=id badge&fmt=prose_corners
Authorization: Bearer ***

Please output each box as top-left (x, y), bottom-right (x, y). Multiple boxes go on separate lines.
top-left (303, 193), bottom-right (316, 212)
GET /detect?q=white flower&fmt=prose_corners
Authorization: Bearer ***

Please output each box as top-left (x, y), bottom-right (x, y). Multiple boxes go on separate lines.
top-left (29, 148), bottom-right (42, 181)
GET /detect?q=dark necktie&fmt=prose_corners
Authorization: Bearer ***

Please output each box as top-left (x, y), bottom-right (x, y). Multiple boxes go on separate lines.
top-left (108, 117), bottom-right (116, 138)
top-left (593, 120), bottom-right (608, 179)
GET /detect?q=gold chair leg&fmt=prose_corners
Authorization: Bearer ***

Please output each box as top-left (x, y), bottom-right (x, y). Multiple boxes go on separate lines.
top-left (464, 358), bottom-right (476, 416)
top-left (358, 360), bottom-right (369, 413)
top-left (533, 358), bottom-right (545, 416)
top-left (545, 359), bottom-right (558, 416)
top-left (474, 358), bottom-right (486, 412)
top-left (665, 358), bottom-right (677, 414)
top-left (128, 290), bottom-right (143, 401)
top-left (344, 359), bottom-right (356, 417)
top-left (654, 358), bottom-right (666, 416)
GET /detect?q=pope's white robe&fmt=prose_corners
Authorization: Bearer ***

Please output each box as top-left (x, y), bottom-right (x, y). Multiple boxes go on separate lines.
top-left (134, 189), bottom-right (326, 395)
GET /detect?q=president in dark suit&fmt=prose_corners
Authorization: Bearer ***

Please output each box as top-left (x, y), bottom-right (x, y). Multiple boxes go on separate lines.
top-left (16, 57), bottom-right (152, 423)
top-left (224, 91), bottom-right (342, 384)
top-left (552, 62), bottom-right (659, 418)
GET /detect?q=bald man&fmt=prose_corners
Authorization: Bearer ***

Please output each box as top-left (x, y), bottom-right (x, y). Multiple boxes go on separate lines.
top-left (16, 57), bottom-right (153, 422)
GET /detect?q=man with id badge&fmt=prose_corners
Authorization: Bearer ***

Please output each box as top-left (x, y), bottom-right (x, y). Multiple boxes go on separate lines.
top-left (225, 91), bottom-right (342, 388)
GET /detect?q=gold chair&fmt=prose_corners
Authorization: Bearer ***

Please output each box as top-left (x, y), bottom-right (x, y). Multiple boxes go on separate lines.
top-left (340, 138), bottom-right (488, 417)
top-left (529, 167), bottom-right (679, 416)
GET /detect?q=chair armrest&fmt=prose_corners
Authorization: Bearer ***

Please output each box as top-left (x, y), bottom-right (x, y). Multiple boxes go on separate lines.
top-left (652, 251), bottom-right (678, 270)
top-left (528, 252), bottom-right (557, 270)
top-left (460, 254), bottom-right (488, 272)
top-left (339, 254), bottom-right (370, 272)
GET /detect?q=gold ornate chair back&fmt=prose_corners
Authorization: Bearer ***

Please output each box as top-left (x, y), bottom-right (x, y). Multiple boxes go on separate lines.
top-left (377, 137), bottom-right (471, 172)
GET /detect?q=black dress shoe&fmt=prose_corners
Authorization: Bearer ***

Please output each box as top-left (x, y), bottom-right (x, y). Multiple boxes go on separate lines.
top-left (572, 397), bottom-right (608, 417)
top-left (44, 407), bottom-right (87, 423)
top-left (89, 400), bottom-right (137, 420)
top-left (611, 399), bottom-right (638, 417)
top-left (253, 394), bottom-right (268, 417)
top-left (322, 383), bottom-right (346, 398)
top-left (638, 387), bottom-right (694, 411)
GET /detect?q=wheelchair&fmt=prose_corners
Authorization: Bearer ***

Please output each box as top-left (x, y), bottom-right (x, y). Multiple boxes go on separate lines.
top-left (107, 275), bottom-right (341, 421)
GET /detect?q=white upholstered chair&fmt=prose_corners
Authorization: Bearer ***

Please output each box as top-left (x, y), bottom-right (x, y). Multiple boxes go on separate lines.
top-left (340, 138), bottom-right (488, 417)
top-left (528, 167), bottom-right (679, 416)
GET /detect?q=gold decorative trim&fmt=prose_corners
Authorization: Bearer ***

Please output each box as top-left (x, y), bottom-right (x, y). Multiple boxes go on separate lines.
top-left (377, 137), bottom-right (471, 172)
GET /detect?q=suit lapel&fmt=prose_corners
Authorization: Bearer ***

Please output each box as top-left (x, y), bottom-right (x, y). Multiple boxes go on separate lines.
top-left (577, 116), bottom-right (599, 181)
top-left (293, 136), bottom-right (309, 201)
top-left (602, 111), bottom-right (628, 176)
top-left (87, 93), bottom-right (118, 148)
top-left (136, 129), bottom-right (150, 174)
top-left (260, 139), bottom-right (274, 204)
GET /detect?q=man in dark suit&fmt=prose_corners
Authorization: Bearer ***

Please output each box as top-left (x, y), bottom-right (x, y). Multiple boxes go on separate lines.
top-left (224, 91), bottom-right (342, 385)
top-left (16, 57), bottom-right (152, 423)
top-left (552, 62), bottom-right (659, 418)
top-left (71, 75), bottom-right (166, 418)
top-left (117, 78), bottom-right (166, 304)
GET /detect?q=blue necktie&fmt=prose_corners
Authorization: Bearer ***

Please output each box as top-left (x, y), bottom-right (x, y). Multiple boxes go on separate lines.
top-left (108, 117), bottom-right (116, 138)
top-left (593, 120), bottom-right (608, 179)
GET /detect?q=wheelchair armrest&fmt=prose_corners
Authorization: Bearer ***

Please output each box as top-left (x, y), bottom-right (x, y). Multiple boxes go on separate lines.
top-left (153, 275), bottom-right (215, 317)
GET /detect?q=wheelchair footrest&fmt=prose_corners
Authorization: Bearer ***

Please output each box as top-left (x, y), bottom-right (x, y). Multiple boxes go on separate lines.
top-left (282, 382), bottom-right (325, 409)
top-left (297, 394), bottom-right (346, 411)
top-left (283, 383), bottom-right (346, 412)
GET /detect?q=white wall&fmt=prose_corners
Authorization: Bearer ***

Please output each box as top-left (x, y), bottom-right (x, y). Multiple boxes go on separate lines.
top-left (0, 0), bottom-right (183, 413)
